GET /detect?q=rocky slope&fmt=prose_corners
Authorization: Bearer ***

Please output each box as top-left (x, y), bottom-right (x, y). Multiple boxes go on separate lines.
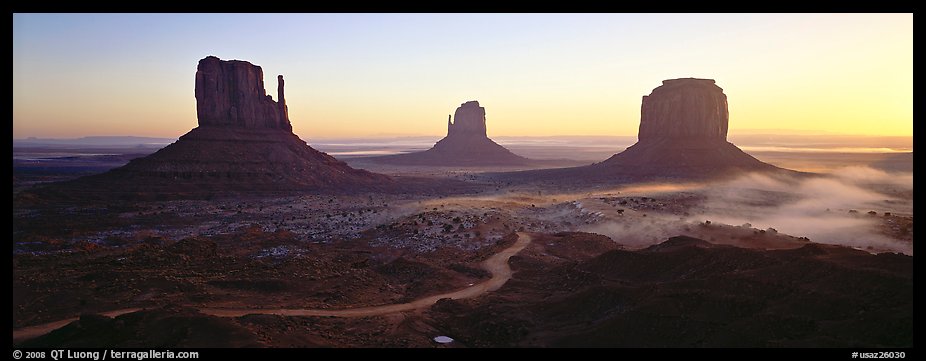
top-left (492, 78), bottom-right (794, 184)
top-left (24, 56), bottom-right (397, 198)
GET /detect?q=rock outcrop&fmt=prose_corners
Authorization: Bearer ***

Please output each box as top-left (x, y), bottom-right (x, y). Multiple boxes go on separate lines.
top-left (493, 78), bottom-right (793, 184)
top-left (368, 100), bottom-right (534, 166)
top-left (597, 77), bottom-right (780, 176)
top-left (638, 78), bottom-right (728, 141)
top-left (37, 56), bottom-right (397, 198)
top-left (447, 101), bottom-right (488, 138)
top-left (195, 56), bottom-right (291, 131)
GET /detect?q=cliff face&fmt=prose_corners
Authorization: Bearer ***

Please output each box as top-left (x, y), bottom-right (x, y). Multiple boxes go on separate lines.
top-left (447, 101), bottom-right (488, 138)
top-left (194, 56), bottom-right (292, 131)
top-left (638, 78), bottom-right (728, 142)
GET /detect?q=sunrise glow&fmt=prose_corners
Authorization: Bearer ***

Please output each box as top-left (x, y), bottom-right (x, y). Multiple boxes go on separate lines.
top-left (13, 13), bottom-right (912, 139)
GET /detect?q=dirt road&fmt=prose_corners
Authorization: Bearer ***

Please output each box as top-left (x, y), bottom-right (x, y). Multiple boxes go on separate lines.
top-left (199, 232), bottom-right (532, 317)
top-left (12, 308), bottom-right (142, 343)
top-left (12, 232), bottom-right (533, 342)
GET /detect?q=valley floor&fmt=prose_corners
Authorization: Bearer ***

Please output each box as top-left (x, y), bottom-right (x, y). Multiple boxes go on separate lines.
top-left (12, 149), bottom-right (913, 348)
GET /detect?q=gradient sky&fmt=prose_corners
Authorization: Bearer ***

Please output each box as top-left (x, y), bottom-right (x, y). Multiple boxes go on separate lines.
top-left (13, 13), bottom-right (913, 139)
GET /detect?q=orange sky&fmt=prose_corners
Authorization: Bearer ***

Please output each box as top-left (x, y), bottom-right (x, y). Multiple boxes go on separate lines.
top-left (13, 13), bottom-right (912, 139)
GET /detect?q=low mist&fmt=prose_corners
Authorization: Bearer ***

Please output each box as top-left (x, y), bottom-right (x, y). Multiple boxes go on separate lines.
top-left (584, 166), bottom-right (913, 255)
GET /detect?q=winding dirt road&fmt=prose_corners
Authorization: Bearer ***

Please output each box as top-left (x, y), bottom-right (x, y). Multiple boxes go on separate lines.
top-left (11, 308), bottom-right (142, 343)
top-left (12, 232), bottom-right (533, 342)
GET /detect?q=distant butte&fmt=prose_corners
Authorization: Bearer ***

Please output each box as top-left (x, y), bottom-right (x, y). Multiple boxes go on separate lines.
top-left (496, 78), bottom-right (794, 183)
top-left (34, 56), bottom-right (397, 198)
top-left (367, 101), bottom-right (535, 166)
top-left (595, 77), bottom-right (781, 174)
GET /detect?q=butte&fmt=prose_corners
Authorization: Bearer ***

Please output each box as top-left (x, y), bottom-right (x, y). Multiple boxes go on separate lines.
top-left (496, 78), bottom-right (795, 184)
top-left (367, 101), bottom-right (535, 166)
top-left (29, 56), bottom-right (394, 199)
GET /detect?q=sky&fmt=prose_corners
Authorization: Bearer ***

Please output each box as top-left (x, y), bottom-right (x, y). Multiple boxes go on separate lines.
top-left (12, 13), bottom-right (913, 139)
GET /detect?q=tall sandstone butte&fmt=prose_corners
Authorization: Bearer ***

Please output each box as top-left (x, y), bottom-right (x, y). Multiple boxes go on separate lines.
top-left (498, 77), bottom-right (789, 183)
top-left (370, 100), bottom-right (533, 166)
top-left (194, 56), bottom-right (292, 131)
top-left (638, 78), bottom-right (728, 141)
top-left (38, 56), bottom-right (394, 198)
top-left (447, 100), bottom-right (488, 138)
top-left (596, 77), bottom-right (781, 175)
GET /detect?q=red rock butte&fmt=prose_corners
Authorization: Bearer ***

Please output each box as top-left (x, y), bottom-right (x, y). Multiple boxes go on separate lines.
top-left (369, 100), bottom-right (534, 166)
top-left (195, 56), bottom-right (292, 131)
top-left (38, 56), bottom-right (395, 197)
top-left (638, 78), bottom-right (728, 141)
top-left (498, 77), bottom-right (790, 183)
top-left (596, 77), bottom-right (780, 175)
top-left (447, 100), bottom-right (488, 138)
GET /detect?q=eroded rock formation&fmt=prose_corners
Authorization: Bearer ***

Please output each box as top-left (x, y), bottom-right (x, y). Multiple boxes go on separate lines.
top-left (194, 56), bottom-right (292, 131)
top-left (494, 78), bottom-right (792, 183)
top-left (595, 77), bottom-right (782, 176)
top-left (447, 101), bottom-right (488, 138)
top-left (638, 78), bottom-right (728, 141)
top-left (368, 100), bottom-right (533, 166)
top-left (37, 56), bottom-right (397, 197)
